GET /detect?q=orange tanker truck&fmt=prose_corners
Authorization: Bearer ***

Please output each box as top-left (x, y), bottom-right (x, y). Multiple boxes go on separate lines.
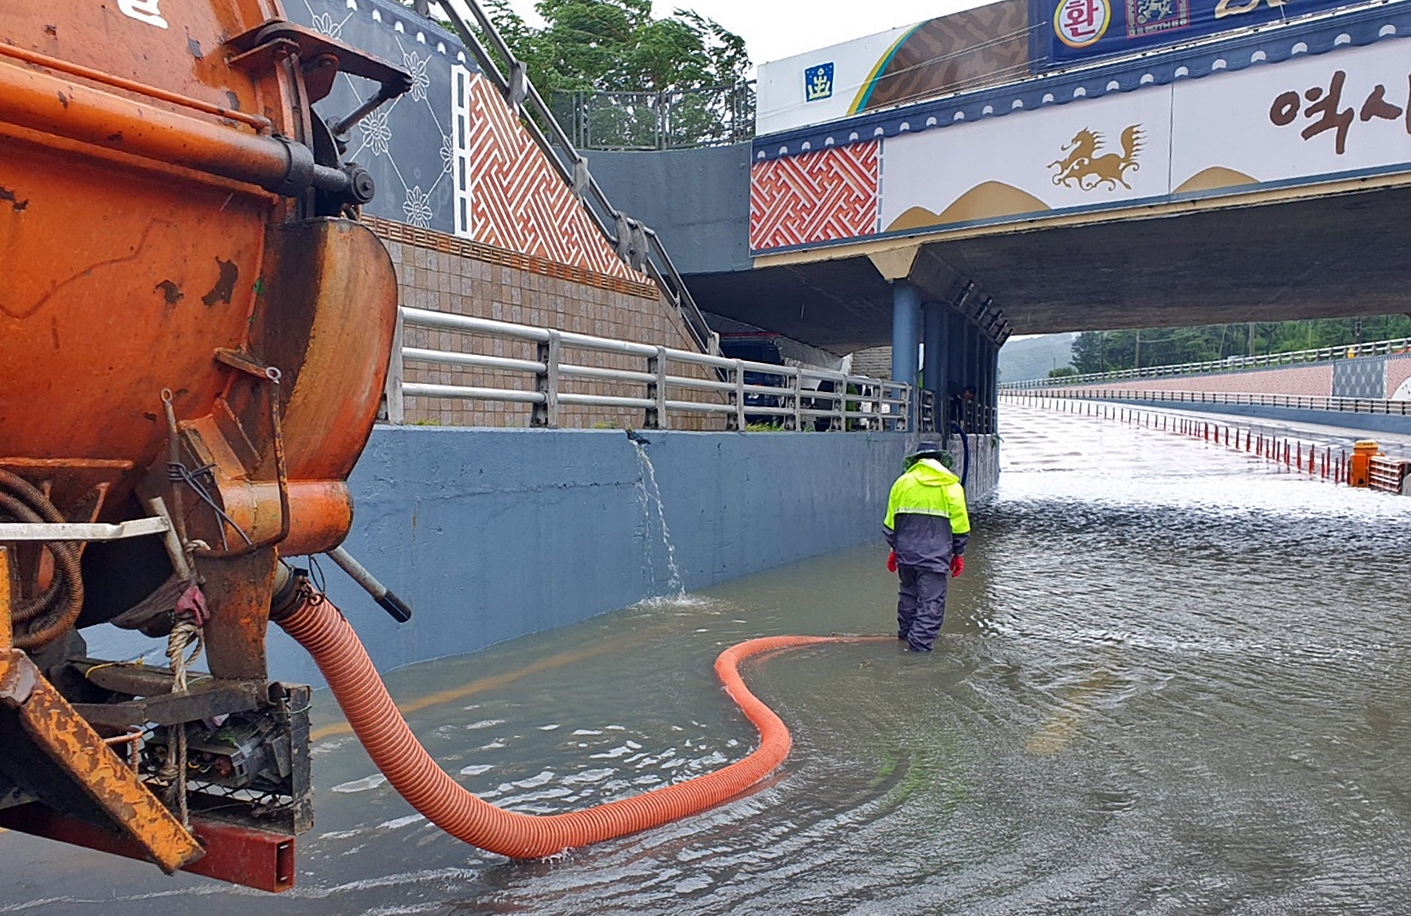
top-left (0, 0), bottom-right (411, 891)
top-left (0, 0), bottom-right (874, 890)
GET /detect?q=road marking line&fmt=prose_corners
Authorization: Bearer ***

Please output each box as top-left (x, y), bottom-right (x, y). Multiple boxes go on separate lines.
top-left (1025, 665), bottom-right (1117, 757)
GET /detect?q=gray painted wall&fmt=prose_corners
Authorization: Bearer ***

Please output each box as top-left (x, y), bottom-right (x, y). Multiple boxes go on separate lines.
top-left (262, 426), bottom-right (921, 684)
top-left (587, 146), bottom-right (753, 276)
top-left (86, 428), bottom-right (1001, 684)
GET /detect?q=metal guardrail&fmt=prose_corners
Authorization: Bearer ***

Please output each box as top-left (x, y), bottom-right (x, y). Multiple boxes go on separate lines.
top-left (434, 0), bottom-right (719, 357)
top-left (1002, 336), bottom-right (1411, 389)
top-left (1001, 387), bottom-right (1411, 415)
top-left (387, 307), bottom-right (913, 431)
top-left (552, 83), bottom-right (755, 151)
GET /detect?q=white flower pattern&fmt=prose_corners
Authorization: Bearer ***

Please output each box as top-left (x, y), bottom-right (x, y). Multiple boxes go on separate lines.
top-left (404, 50), bottom-right (430, 103)
top-left (361, 109), bottom-right (392, 158)
top-left (439, 133), bottom-right (455, 175)
top-left (403, 186), bottom-right (433, 228)
top-left (309, 11), bottom-right (341, 39)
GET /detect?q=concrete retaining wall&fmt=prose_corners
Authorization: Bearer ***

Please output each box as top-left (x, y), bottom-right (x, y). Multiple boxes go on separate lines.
top-left (947, 431), bottom-right (1001, 496)
top-left (262, 427), bottom-right (929, 683)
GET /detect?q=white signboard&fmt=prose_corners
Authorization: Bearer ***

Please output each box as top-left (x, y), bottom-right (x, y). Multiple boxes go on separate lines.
top-left (874, 39), bottom-right (1411, 237)
top-left (881, 89), bottom-right (1175, 232)
top-left (756, 25), bottom-right (915, 137)
top-left (1171, 39), bottom-right (1411, 191)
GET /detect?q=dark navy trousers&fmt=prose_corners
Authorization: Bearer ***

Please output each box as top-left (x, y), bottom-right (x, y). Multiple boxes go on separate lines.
top-left (897, 565), bottom-right (949, 652)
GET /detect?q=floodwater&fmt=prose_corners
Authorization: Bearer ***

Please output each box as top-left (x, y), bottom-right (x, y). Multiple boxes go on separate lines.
top-left (4, 403), bottom-right (1410, 915)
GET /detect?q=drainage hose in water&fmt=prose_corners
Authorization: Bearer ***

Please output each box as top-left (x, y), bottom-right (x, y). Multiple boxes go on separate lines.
top-left (274, 584), bottom-right (887, 859)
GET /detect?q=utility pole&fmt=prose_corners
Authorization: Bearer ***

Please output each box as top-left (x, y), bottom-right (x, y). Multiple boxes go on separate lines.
top-left (1134, 328), bottom-right (1141, 371)
top-left (1248, 321), bottom-right (1256, 357)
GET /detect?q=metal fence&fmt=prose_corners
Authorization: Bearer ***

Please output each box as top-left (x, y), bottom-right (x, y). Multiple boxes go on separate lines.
top-left (1001, 388), bottom-right (1411, 415)
top-left (386, 307), bottom-right (914, 431)
top-left (551, 83), bottom-right (756, 151)
top-left (1003, 336), bottom-right (1411, 389)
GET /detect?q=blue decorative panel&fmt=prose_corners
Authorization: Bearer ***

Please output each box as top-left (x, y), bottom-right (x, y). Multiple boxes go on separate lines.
top-left (289, 0), bottom-right (476, 233)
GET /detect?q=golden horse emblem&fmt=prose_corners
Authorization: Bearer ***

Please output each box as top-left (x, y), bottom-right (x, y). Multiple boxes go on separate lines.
top-left (1049, 125), bottom-right (1144, 190)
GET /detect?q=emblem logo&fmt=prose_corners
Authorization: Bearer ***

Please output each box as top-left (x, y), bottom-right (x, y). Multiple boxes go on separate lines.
top-left (1048, 125), bottom-right (1144, 191)
top-left (804, 63), bottom-right (834, 103)
top-left (1053, 0), bottom-right (1111, 48)
top-left (1126, 0), bottom-right (1190, 37)
top-left (118, 0), bottom-right (168, 28)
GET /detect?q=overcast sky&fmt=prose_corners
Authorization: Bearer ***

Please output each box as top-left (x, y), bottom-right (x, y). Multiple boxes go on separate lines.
top-left (498, 0), bottom-right (989, 69)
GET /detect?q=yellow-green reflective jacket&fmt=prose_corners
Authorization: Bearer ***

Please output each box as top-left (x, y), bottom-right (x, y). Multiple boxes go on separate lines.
top-left (883, 458), bottom-right (971, 570)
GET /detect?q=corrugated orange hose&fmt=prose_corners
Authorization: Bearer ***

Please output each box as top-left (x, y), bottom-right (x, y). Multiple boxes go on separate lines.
top-left (276, 591), bottom-right (888, 859)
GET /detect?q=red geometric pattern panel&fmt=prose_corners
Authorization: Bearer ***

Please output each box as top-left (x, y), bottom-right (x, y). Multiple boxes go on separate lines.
top-left (749, 142), bottom-right (880, 252)
top-left (466, 75), bottom-right (636, 279)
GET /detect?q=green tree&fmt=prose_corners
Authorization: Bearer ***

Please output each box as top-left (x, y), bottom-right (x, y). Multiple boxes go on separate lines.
top-left (507, 0), bottom-right (749, 148)
top-left (1071, 314), bottom-right (1411, 374)
top-left (396, 0), bottom-right (748, 92)
top-left (523, 1), bottom-right (748, 95)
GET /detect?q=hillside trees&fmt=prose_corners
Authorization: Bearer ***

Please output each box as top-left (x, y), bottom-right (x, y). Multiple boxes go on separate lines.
top-left (1071, 315), bottom-right (1411, 374)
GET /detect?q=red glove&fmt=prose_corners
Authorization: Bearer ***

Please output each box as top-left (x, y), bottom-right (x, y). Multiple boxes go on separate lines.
top-left (886, 550), bottom-right (898, 573)
top-left (950, 556), bottom-right (964, 579)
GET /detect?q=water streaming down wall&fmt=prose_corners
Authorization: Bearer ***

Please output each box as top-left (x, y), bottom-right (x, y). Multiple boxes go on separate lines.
top-left (631, 440), bottom-right (685, 597)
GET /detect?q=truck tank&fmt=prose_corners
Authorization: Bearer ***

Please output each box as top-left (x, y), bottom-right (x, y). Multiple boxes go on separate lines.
top-left (0, 0), bottom-right (409, 890)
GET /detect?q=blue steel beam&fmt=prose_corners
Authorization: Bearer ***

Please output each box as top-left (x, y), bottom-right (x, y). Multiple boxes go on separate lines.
top-left (891, 283), bottom-right (921, 429)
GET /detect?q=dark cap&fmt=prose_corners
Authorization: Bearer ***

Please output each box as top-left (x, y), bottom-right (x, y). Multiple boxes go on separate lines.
top-left (907, 440), bottom-right (946, 460)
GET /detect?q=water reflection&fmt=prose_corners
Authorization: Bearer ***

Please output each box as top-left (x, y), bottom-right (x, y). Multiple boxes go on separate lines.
top-left (3, 404), bottom-right (1408, 915)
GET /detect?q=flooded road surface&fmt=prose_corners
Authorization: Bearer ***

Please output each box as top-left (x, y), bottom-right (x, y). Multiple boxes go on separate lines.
top-left (1011, 392), bottom-right (1411, 460)
top-left (4, 404), bottom-right (1410, 915)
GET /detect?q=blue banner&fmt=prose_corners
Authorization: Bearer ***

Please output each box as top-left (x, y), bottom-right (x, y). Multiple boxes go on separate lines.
top-left (1036, 0), bottom-right (1362, 66)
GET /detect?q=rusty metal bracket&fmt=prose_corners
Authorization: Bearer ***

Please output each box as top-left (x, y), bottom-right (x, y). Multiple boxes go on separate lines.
top-left (225, 19), bottom-right (411, 105)
top-left (0, 804), bottom-right (295, 892)
top-left (72, 678), bottom-right (266, 728)
top-left (0, 649), bottom-right (202, 873)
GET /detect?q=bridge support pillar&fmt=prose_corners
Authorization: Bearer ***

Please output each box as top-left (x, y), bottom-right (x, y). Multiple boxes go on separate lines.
top-left (922, 300), bottom-right (947, 433)
top-left (891, 282), bottom-right (921, 429)
top-left (982, 338), bottom-right (999, 434)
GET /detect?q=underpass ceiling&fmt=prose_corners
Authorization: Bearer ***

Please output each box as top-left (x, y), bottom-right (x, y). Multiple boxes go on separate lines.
top-left (686, 185), bottom-right (1411, 354)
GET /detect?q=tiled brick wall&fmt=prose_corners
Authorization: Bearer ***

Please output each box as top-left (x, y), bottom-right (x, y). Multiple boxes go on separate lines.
top-left (369, 218), bottom-right (727, 430)
top-left (1385, 352), bottom-right (1411, 400)
top-left (1082, 364), bottom-right (1333, 396)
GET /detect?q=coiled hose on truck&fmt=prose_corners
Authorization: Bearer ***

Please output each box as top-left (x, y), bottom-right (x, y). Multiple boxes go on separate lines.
top-left (273, 579), bottom-right (888, 859)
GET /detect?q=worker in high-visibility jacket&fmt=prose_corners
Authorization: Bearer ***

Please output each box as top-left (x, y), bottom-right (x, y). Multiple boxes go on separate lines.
top-left (884, 441), bottom-right (971, 653)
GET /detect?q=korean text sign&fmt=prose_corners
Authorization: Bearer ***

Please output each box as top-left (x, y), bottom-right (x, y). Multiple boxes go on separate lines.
top-left (1036, 0), bottom-right (1360, 65)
